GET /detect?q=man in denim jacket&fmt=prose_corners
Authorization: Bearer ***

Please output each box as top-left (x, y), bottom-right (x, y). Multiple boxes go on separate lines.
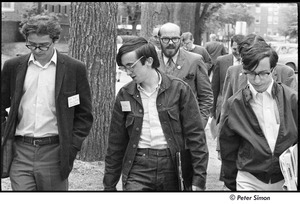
top-left (103, 37), bottom-right (208, 191)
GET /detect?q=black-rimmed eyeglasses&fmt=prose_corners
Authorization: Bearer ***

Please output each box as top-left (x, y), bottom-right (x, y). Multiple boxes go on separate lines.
top-left (160, 37), bottom-right (181, 44)
top-left (25, 42), bottom-right (53, 51)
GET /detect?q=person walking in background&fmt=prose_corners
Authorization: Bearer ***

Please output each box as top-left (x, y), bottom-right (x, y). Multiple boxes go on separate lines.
top-left (219, 40), bottom-right (298, 191)
top-left (157, 22), bottom-right (213, 127)
top-left (211, 34), bottom-right (244, 132)
top-left (205, 33), bottom-right (227, 77)
top-left (103, 37), bottom-right (208, 191)
top-left (1, 14), bottom-right (93, 191)
top-left (181, 32), bottom-right (213, 73)
top-left (149, 26), bottom-right (161, 52)
top-left (116, 35), bottom-right (123, 82)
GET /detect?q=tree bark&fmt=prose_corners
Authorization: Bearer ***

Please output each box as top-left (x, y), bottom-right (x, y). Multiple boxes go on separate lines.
top-left (69, 2), bottom-right (118, 161)
top-left (141, 3), bottom-right (195, 40)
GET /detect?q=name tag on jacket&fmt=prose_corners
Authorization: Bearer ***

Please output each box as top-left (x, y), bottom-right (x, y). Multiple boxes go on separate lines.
top-left (68, 94), bottom-right (80, 108)
top-left (120, 101), bottom-right (131, 112)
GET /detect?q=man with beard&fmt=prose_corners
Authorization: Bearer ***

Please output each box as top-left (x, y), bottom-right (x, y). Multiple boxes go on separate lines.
top-left (156, 22), bottom-right (213, 127)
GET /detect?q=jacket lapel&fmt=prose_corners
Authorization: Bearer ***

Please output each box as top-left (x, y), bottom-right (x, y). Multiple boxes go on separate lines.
top-left (14, 54), bottom-right (30, 105)
top-left (55, 52), bottom-right (67, 100)
top-left (173, 49), bottom-right (186, 77)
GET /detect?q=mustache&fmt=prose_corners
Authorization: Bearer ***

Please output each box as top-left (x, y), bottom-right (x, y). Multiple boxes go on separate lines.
top-left (166, 45), bottom-right (176, 49)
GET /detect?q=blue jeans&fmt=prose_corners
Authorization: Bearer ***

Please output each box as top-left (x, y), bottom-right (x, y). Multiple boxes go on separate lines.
top-left (123, 148), bottom-right (179, 191)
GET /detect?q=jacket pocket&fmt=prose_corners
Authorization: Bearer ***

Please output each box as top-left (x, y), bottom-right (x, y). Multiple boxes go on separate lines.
top-left (125, 115), bottom-right (134, 128)
top-left (167, 107), bottom-right (182, 133)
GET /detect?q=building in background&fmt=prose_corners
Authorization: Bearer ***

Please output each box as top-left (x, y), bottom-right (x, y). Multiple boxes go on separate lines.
top-left (247, 3), bottom-right (295, 40)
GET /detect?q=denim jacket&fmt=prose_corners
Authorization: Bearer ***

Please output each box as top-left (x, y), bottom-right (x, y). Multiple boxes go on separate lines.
top-left (219, 82), bottom-right (298, 191)
top-left (103, 71), bottom-right (208, 190)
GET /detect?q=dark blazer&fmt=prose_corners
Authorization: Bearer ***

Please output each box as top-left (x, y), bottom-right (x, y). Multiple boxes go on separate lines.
top-left (190, 45), bottom-right (213, 71)
top-left (157, 48), bottom-right (213, 127)
top-left (211, 54), bottom-right (234, 121)
top-left (204, 41), bottom-right (227, 65)
top-left (1, 51), bottom-right (93, 180)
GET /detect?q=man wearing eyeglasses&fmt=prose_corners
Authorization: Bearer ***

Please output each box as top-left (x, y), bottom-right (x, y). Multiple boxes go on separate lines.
top-left (156, 22), bottom-right (213, 127)
top-left (103, 37), bottom-right (208, 191)
top-left (1, 14), bottom-right (93, 191)
top-left (218, 40), bottom-right (298, 191)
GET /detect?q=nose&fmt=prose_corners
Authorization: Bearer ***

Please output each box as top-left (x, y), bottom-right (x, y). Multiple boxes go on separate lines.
top-left (126, 69), bottom-right (132, 75)
top-left (254, 74), bottom-right (261, 83)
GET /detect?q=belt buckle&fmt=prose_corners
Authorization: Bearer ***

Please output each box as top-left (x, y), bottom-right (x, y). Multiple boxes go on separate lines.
top-left (33, 139), bottom-right (42, 146)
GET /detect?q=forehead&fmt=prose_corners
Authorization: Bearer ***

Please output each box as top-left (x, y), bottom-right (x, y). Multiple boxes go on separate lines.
top-left (27, 33), bottom-right (52, 43)
top-left (253, 57), bottom-right (271, 72)
top-left (121, 51), bottom-right (137, 65)
top-left (160, 24), bottom-right (180, 37)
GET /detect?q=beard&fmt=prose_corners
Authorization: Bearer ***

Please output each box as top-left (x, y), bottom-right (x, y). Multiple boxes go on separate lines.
top-left (162, 44), bottom-right (180, 58)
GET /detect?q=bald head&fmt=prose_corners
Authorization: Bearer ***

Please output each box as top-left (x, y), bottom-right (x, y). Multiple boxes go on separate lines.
top-left (158, 22), bottom-right (181, 37)
top-left (209, 34), bottom-right (217, 41)
top-left (158, 22), bottom-right (182, 58)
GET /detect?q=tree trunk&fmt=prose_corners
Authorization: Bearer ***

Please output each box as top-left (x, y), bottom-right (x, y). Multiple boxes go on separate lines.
top-left (140, 2), bottom-right (173, 40)
top-left (69, 2), bottom-right (118, 161)
top-left (141, 3), bottom-right (195, 40)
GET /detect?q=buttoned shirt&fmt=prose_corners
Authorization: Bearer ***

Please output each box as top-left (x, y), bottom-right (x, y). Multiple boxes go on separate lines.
top-left (137, 72), bottom-right (168, 149)
top-left (15, 50), bottom-right (58, 137)
top-left (248, 79), bottom-right (280, 153)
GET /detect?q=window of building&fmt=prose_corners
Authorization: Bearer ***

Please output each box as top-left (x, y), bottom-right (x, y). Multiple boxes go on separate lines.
top-left (268, 16), bottom-right (273, 24)
top-left (267, 28), bottom-right (272, 35)
top-left (2, 2), bottom-right (14, 12)
top-left (255, 16), bottom-right (260, 24)
top-left (255, 6), bottom-right (261, 13)
top-left (273, 6), bottom-right (279, 15)
top-left (273, 16), bottom-right (278, 24)
top-left (268, 7), bottom-right (273, 13)
top-left (255, 27), bottom-right (260, 33)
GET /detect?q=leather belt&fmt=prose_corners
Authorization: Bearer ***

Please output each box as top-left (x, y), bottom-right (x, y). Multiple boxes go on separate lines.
top-left (15, 135), bottom-right (59, 146)
top-left (136, 148), bottom-right (171, 157)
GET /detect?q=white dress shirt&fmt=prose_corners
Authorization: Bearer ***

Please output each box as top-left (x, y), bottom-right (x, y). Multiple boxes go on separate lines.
top-left (15, 50), bottom-right (58, 137)
top-left (137, 72), bottom-right (168, 149)
top-left (248, 79), bottom-right (280, 153)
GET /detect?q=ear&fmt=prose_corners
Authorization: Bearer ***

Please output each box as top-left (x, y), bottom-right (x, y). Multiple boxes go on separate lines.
top-left (145, 57), bottom-right (153, 67)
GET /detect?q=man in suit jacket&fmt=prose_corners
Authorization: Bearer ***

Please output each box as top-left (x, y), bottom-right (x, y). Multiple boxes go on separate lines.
top-left (1, 14), bottom-right (93, 191)
top-left (181, 32), bottom-right (213, 73)
top-left (157, 22), bottom-right (213, 127)
top-left (204, 34), bottom-right (227, 76)
top-left (211, 34), bottom-right (244, 124)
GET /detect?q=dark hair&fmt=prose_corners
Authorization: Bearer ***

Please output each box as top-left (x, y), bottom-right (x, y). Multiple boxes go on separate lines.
top-left (20, 13), bottom-right (62, 41)
top-left (181, 32), bottom-right (193, 42)
top-left (230, 34), bottom-right (244, 47)
top-left (242, 41), bottom-right (278, 71)
top-left (116, 37), bottom-right (160, 69)
top-left (238, 34), bottom-right (265, 57)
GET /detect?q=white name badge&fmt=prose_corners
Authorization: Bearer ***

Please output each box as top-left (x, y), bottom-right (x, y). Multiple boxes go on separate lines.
top-left (68, 94), bottom-right (80, 108)
top-left (120, 101), bottom-right (131, 112)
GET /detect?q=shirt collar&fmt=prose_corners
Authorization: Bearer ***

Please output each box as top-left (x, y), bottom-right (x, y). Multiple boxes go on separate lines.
top-left (137, 70), bottom-right (162, 93)
top-left (28, 49), bottom-right (57, 68)
top-left (248, 78), bottom-right (274, 99)
top-left (163, 51), bottom-right (179, 65)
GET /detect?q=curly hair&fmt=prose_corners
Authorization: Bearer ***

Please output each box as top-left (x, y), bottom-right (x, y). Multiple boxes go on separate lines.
top-left (20, 13), bottom-right (62, 41)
